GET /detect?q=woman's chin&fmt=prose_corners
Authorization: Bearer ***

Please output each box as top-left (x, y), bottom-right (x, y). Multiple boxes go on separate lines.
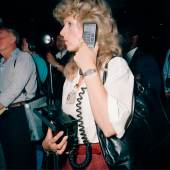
top-left (67, 46), bottom-right (77, 52)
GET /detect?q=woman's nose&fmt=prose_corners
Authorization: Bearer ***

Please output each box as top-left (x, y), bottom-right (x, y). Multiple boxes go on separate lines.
top-left (60, 29), bottom-right (65, 37)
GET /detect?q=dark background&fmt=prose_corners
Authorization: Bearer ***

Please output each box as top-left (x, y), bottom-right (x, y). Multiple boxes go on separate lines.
top-left (0, 0), bottom-right (170, 63)
top-left (0, 0), bottom-right (169, 34)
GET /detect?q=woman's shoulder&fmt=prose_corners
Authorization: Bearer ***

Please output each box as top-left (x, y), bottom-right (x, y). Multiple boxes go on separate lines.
top-left (106, 56), bottom-right (134, 82)
top-left (108, 56), bottom-right (129, 69)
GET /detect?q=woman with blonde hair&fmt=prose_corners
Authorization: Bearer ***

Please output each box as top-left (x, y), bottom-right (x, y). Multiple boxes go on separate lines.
top-left (42, 0), bottom-right (134, 169)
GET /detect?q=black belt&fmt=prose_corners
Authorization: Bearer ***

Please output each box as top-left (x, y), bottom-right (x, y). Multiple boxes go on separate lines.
top-left (8, 101), bottom-right (25, 108)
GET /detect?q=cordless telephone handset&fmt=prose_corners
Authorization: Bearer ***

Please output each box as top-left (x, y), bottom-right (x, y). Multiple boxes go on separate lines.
top-left (83, 23), bottom-right (97, 48)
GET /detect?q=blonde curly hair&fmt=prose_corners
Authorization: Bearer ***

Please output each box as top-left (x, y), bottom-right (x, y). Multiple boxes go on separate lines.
top-left (53, 0), bottom-right (121, 80)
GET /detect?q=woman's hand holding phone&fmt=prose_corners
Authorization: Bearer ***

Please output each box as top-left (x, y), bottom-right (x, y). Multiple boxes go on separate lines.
top-left (74, 23), bottom-right (98, 73)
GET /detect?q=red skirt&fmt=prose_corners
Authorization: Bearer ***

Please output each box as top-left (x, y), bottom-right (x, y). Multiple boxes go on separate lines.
top-left (60, 143), bottom-right (109, 170)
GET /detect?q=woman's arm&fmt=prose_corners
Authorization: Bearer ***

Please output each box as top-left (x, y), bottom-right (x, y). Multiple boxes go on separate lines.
top-left (75, 43), bottom-right (134, 137)
top-left (84, 71), bottom-right (115, 137)
top-left (84, 58), bottom-right (134, 138)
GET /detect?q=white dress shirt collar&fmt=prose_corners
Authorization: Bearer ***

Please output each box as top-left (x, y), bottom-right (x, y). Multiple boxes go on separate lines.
top-left (126, 47), bottom-right (138, 64)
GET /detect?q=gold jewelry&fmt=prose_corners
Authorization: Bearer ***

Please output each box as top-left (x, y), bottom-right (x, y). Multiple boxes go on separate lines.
top-left (66, 76), bottom-right (84, 104)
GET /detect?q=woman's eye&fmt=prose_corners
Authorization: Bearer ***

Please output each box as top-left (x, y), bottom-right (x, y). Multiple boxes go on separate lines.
top-left (68, 22), bottom-right (72, 27)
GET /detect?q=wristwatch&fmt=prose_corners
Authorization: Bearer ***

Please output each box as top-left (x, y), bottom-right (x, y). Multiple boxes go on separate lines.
top-left (83, 69), bottom-right (97, 76)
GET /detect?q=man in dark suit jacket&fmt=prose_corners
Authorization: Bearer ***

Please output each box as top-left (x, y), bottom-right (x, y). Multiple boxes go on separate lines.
top-left (46, 35), bottom-right (72, 107)
top-left (120, 24), bottom-right (170, 169)
top-left (121, 28), bottom-right (162, 95)
top-left (129, 48), bottom-right (162, 94)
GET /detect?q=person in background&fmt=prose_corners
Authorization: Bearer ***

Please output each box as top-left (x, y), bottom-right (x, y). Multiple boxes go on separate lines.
top-left (22, 36), bottom-right (48, 170)
top-left (42, 0), bottom-right (134, 169)
top-left (162, 48), bottom-right (170, 108)
top-left (47, 35), bottom-right (70, 71)
top-left (46, 34), bottom-right (72, 107)
top-left (121, 23), bottom-right (162, 96)
top-left (120, 22), bottom-right (169, 169)
top-left (0, 27), bottom-right (37, 169)
top-left (163, 48), bottom-right (170, 96)
top-left (22, 37), bottom-right (48, 96)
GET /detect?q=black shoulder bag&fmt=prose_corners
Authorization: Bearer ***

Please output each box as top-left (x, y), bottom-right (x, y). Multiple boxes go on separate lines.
top-left (96, 58), bottom-right (170, 169)
top-left (96, 59), bottom-right (150, 169)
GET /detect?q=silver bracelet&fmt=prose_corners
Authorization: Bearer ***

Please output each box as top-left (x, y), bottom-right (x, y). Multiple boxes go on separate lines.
top-left (83, 69), bottom-right (97, 76)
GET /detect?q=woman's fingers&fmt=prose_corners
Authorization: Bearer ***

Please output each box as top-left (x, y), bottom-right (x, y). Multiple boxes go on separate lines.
top-left (52, 131), bottom-right (64, 143)
top-left (43, 130), bottom-right (64, 149)
top-left (56, 136), bottom-right (67, 155)
top-left (56, 136), bottom-right (68, 149)
top-left (94, 42), bottom-right (99, 54)
top-left (43, 130), bottom-right (68, 153)
top-left (51, 135), bottom-right (68, 153)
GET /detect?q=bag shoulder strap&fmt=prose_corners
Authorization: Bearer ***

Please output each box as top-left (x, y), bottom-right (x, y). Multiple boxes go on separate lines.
top-left (14, 58), bottom-right (17, 67)
top-left (13, 56), bottom-right (27, 95)
top-left (103, 61), bottom-right (108, 84)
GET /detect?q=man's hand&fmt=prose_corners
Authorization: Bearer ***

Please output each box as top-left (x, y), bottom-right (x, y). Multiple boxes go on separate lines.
top-left (46, 52), bottom-right (57, 67)
top-left (46, 52), bottom-right (64, 73)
